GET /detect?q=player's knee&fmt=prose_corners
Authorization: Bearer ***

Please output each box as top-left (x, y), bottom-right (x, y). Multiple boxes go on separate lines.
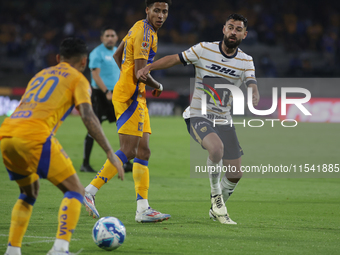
top-left (74, 182), bottom-right (85, 196)
top-left (20, 182), bottom-right (40, 199)
top-left (139, 147), bottom-right (151, 161)
top-left (21, 190), bottom-right (39, 200)
top-left (69, 183), bottom-right (85, 196)
top-left (226, 168), bottom-right (243, 180)
top-left (125, 147), bottom-right (138, 160)
top-left (62, 178), bottom-right (85, 196)
top-left (209, 145), bottom-right (224, 163)
top-left (26, 190), bottom-right (39, 200)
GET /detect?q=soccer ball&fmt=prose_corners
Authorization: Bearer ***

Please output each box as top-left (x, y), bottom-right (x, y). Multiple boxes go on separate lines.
top-left (92, 216), bottom-right (126, 251)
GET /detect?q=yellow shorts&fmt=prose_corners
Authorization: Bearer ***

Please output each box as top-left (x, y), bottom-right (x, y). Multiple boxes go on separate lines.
top-left (113, 99), bottom-right (151, 137)
top-left (1, 136), bottom-right (76, 187)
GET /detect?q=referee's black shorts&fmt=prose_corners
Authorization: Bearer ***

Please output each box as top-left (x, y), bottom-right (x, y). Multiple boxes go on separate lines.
top-left (91, 88), bottom-right (116, 123)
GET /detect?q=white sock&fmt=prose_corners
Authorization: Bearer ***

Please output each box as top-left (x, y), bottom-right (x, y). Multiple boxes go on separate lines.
top-left (53, 238), bottom-right (69, 252)
top-left (5, 246), bottom-right (21, 255)
top-left (220, 175), bottom-right (238, 202)
top-left (137, 199), bottom-right (150, 213)
top-left (85, 184), bottom-right (98, 196)
top-left (207, 157), bottom-right (222, 196)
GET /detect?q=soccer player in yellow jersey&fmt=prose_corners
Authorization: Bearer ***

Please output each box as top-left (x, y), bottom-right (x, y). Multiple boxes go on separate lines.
top-left (83, 0), bottom-right (172, 223)
top-left (0, 38), bottom-right (124, 255)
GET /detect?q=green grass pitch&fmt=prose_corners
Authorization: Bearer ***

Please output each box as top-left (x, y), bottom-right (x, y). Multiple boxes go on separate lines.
top-left (0, 115), bottom-right (339, 254)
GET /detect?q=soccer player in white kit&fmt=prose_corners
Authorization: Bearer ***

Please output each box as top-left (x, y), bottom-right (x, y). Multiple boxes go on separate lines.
top-left (138, 13), bottom-right (260, 224)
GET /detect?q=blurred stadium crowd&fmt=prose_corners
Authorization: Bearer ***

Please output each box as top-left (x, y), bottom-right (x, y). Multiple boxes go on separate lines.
top-left (1, 0), bottom-right (340, 77)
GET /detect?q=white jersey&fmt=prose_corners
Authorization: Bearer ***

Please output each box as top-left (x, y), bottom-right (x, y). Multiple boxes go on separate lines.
top-left (179, 41), bottom-right (257, 122)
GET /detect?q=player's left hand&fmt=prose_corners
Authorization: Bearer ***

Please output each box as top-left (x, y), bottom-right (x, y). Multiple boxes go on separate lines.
top-left (137, 66), bottom-right (150, 81)
top-left (252, 93), bottom-right (260, 106)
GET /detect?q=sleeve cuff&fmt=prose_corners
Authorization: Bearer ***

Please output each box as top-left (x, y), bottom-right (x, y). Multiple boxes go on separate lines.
top-left (178, 53), bottom-right (187, 66)
top-left (246, 80), bottom-right (257, 86)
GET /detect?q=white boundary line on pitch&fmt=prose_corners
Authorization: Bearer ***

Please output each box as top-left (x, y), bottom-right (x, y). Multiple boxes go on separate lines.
top-left (0, 234), bottom-right (80, 246)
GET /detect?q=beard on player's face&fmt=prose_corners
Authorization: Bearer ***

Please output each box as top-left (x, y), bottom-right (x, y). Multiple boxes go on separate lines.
top-left (223, 35), bottom-right (242, 48)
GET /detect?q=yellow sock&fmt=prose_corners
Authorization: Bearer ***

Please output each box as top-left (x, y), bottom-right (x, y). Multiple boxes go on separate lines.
top-left (56, 191), bottom-right (83, 242)
top-left (133, 158), bottom-right (149, 200)
top-left (8, 194), bottom-right (35, 247)
top-left (90, 150), bottom-right (127, 190)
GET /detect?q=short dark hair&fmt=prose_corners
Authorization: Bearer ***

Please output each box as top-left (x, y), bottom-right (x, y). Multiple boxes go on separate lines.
top-left (59, 37), bottom-right (88, 59)
top-left (226, 13), bottom-right (248, 28)
top-left (101, 25), bottom-right (115, 36)
top-left (145, 0), bottom-right (172, 8)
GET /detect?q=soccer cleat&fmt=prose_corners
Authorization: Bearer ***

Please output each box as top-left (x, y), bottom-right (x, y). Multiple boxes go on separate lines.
top-left (135, 208), bottom-right (171, 223)
top-left (47, 248), bottom-right (83, 255)
top-left (46, 250), bottom-right (69, 255)
top-left (210, 194), bottom-right (228, 216)
top-left (209, 208), bottom-right (237, 225)
top-left (80, 164), bottom-right (96, 173)
top-left (83, 191), bottom-right (100, 218)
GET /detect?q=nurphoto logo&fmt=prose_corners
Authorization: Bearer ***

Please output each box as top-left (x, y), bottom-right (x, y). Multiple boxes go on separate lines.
top-left (200, 83), bottom-right (312, 127)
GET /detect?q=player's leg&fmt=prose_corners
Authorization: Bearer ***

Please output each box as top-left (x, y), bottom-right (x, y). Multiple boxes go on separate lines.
top-left (80, 90), bottom-right (102, 173)
top-left (47, 174), bottom-right (84, 254)
top-left (221, 157), bottom-right (243, 203)
top-left (201, 133), bottom-right (231, 219)
top-left (84, 99), bottom-right (140, 217)
top-left (133, 106), bottom-right (170, 223)
top-left (85, 133), bottom-right (138, 194)
top-left (134, 132), bottom-right (151, 211)
top-left (46, 137), bottom-right (84, 254)
top-left (84, 133), bottom-right (139, 218)
top-left (209, 157), bottom-right (242, 225)
top-left (5, 181), bottom-right (39, 255)
top-left (189, 118), bottom-right (227, 217)
top-left (210, 125), bottom-right (243, 225)
top-left (109, 98), bottom-right (133, 173)
top-left (202, 132), bottom-right (224, 196)
top-left (133, 132), bottom-right (171, 223)
top-left (188, 118), bottom-right (224, 195)
top-left (218, 124), bottom-right (243, 204)
top-left (1, 137), bottom-right (40, 255)
top-left (81, 133), bottom-right (96, 172)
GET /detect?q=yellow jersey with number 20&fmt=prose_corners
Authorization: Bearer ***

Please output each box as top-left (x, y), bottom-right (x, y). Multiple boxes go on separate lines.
top-left (0, 62), bottom-right (92, 142)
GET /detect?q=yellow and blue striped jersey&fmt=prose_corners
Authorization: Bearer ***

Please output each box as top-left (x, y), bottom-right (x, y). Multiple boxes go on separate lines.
top-left (113, 19), bottom-right (158, 104)
top-left (0, 62), bottom-right (92, 141)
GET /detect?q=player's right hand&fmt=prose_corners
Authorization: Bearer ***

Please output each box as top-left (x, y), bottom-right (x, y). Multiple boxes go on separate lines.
top-left (107, 151), bottom-right (124, 180)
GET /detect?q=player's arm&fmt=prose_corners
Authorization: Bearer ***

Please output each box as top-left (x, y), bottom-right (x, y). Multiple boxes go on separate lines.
top-left (91, 68), bottom-right (112, 100)
top-left (134, 58), bottom-right (163, 97)
top-left (77, 102), bottom-right (124, 180)
top-left (113, 40), bottom-right (124, 69)
top-left (248, 83), bottom-right (260, 106)
top-left (134, 59), bottom-right (161, 89)
top-left (137, 54), bottom-right (181, 81)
